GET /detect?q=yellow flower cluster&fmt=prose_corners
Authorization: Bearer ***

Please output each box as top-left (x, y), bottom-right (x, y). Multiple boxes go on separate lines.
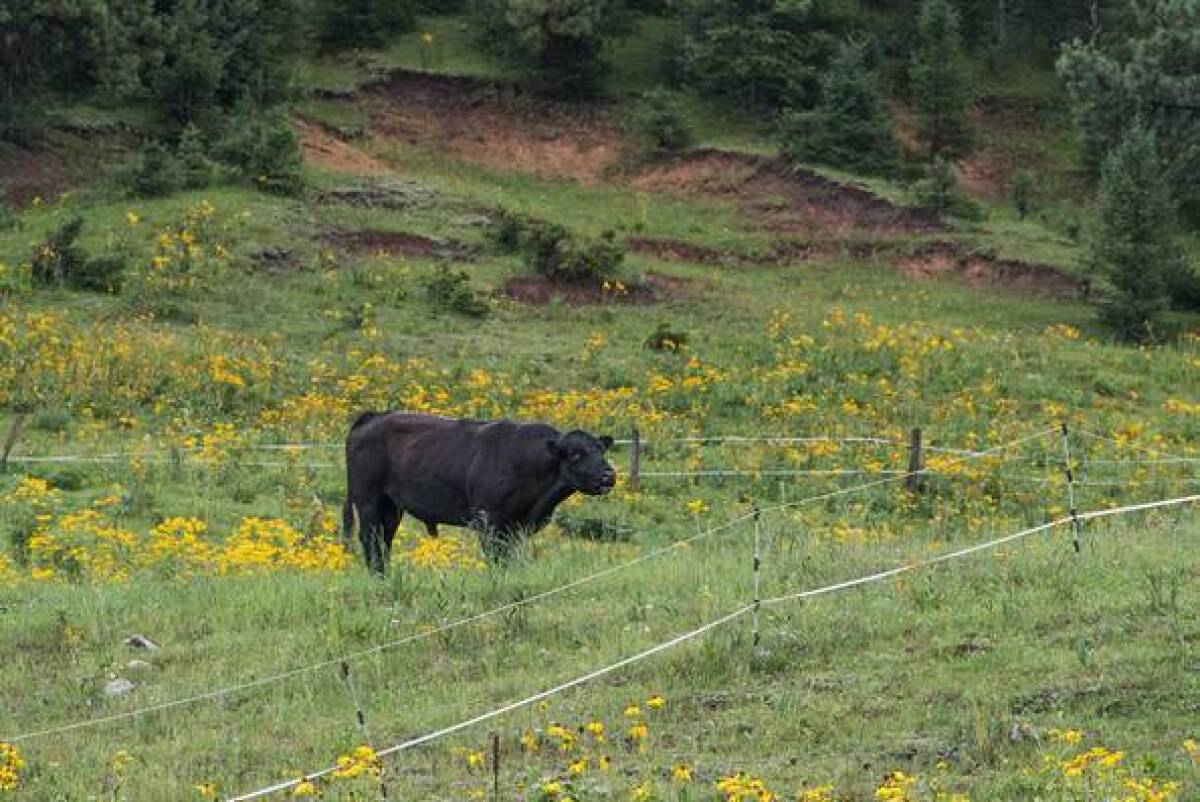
top-left (717, 771), bottom-right (777, 801)
top-left (0, 743), bottom-right (24, 791)
top-left (404, 534), bottom-right (485, 571)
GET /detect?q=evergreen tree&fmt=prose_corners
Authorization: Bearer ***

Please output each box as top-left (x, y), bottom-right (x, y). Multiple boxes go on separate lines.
top-left (474, 0), bottom-right (627, 98)
top-left (909, 0), bottom-right (973, 159)
top-left (317, 0), bottom-right (415, 51)
top-left (780, 39), bottom-right (899, 176)
top-left (1089, 123), bottom-right (1181, 342)
top-left (1057, 0), bottom-right (1200, 225)
top-left (679, 0), bottom-right (861, 112)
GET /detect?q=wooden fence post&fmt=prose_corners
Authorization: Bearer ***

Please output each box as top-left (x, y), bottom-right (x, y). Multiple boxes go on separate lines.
top-left (1, 411), bottom-right (29, 473)
top-left (906, 426), bottom-right (923, 492)
top-left (629, 426), bottom-right (641, 492)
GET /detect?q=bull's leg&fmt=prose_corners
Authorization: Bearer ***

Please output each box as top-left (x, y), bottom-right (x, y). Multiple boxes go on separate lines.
top-left (357, 498), bottom-right (399, 574)
top-left (474, 512), bottom-right (523, 562)
top-left (424, 521), bottom-right (439, 539)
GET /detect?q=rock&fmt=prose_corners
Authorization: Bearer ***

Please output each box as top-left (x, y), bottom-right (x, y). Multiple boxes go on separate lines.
top-left (452, 214), bottom-right (492, 228)
top-left (126, 659), bottom-right (153, 672)
top-left (124, 634), bottom-right (160, 651)
top-left (104, 678), bottom-right (135, 697)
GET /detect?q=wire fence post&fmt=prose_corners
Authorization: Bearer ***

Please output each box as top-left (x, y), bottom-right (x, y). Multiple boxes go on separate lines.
top-left (629, 425), bottom-right (641, 492)
top-left (906, 426), bottom-right (924, 492)
top-left (752, 504), bottom-right (762, 655)
top-left (491, 731), bottom-right (501, 801)
top-left (1060, 422), bottom-right (1083, 554)
top-left (338, 660), bottom-right (389, 799)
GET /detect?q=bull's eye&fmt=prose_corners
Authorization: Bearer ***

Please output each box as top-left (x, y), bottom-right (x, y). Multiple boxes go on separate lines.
top-left (570, 452), bottom-right (583, 463)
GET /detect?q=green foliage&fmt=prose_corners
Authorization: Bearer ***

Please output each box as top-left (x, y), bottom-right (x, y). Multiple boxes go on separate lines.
top-left (1089, 124), bottom-right (1181, 342)
top-left (915, 157), bottom-right (984, 221)
top-left (1057, 0), bottom-right (1200, 225)
top-left (630, 89), bottom-right (692, 154)
top-left (123, 141), bottom-right (188, 198)
top-left (1010, 169), bottom-right (1036, 220)
top-left (473, 0), bottom-right (627, 98)
top-left (780, 39), bottom-right (900, 177)
top-left (644, 322), bottom-right (688, 351)
top-left (177, 125), bottom-right (217, 190)
top-left (422, 263), bottom-right (490, 317)
top-left (486, 210), bottom-right (625, 282)
top-left (213, 108), bottom-right (303, 194)
top-left (678, 0), bottom-right (861, 111)
top-left (909, 0), bottom-right (974, 160)
top-left (316, 0), bottom-right (416, 51)
top-left (30, 217), bottom-right (124, 292)
top-left (527, 223), bottom-right (625, 282)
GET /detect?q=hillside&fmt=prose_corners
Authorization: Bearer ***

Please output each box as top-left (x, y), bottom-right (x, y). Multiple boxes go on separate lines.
top-left (2, 4), bottom-right (1200, 802)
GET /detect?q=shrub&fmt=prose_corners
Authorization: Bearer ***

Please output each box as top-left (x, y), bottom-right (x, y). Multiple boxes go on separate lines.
top-left (630, 89), bottom-right (692, 154)
top-left (528, 224), bottom-right (624, 282)
top-left (213, 109), bottom-right (303, 194)
top-left (914, 158), bottom-right (984, 221)
top-left (1010, 169), bottom-right (1035, 220)
top-left (30, 217), bottom-right (124, 292)
top-left (177, 124), bottom-right (216, 190)
top-left (123, 141), bottom-right (187, 198)
top-left (423, 263), bottom-right (490, 317)
top-left (780, 39), bottom-right (899, 177)
top-left (644, 322), bottom-right (689, 351)
top-left (486, 211), bottom-right (625, 282)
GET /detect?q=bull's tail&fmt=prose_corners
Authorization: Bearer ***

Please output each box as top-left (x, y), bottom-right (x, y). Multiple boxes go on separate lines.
top-left (342, 497), bottom-right (360, 549)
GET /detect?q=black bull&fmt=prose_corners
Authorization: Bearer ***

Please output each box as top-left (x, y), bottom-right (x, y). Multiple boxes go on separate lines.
top-left (343, 412), bottom-right (616, 572)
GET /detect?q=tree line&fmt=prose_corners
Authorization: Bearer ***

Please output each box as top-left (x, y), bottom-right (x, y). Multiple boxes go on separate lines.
top-left (3, 0), bottom-right (1198, 340)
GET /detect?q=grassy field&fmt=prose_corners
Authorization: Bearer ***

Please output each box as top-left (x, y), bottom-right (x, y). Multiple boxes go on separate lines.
top-left (2, 15), bottom-right (1200, 801)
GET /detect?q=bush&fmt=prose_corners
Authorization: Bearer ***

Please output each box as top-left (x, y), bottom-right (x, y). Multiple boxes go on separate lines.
top-left (177, 124), bottom-right (216, 190)
top-left (914, 158), bottom-right (984, 221)
top-left (213, 109), bottom-right (303, 194)
top-left (780, 39), bottom-right (899, 177)
top-left (644, 322), bottom-right (689, 351)
top-left (123, 141), bottom-right (188, 198)
top-left (528, 224), bottom-right (624, 282)
top-left (486, 210), bottom-right (625, 282)
top-left (317, 0), bottom-right (416, 51)
top-left (1010, 169), bottom-right (1036, 220)
top-left (630, 89), bottom-right (692, 154)
top-left (30, 217), bottom-right (124, 292)
top-left (423, 263), bottom-right (490, 317)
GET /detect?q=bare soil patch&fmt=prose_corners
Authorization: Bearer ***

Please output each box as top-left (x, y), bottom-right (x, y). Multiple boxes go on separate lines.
top-left (632, 150), bottom-right (943, 238)
top-left (367, 71), bottom-right (630, 183)
top-left (0, 145), bottom-right (77, 207)
top-left (895, 242), bottom-right (1081, 297)
top-left (322, 228), bottom-right (474, 260)
top-left (502, 271), bottom-right (692, 306)
top-left (296, 119), bottom-right (393, 175)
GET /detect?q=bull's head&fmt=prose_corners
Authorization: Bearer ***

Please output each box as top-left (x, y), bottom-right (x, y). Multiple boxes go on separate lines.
top-left (547, 430), bottom-right (616, 495)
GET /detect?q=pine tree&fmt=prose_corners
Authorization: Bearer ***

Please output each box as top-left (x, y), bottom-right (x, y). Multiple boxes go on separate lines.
top-left (780, 39), bottom-right (900, 176)
top-left (317, 0), bottom-right (415, 51)
top-left (909, 0), bottom-right (973, 160)
top-left (1090, 123), bottom-right (1181, 342)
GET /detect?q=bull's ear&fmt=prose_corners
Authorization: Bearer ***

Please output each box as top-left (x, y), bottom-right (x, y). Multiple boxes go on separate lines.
top-left (546, 439), bottom-right (565, 459)
top-left (598, 435), bottom-right (614, 450)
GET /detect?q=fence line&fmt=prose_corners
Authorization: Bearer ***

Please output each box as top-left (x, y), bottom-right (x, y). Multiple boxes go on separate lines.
top-left (224, 489), bottom-right (1200, 802)
top-left (2, 428), bottom-right (1049, 746)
